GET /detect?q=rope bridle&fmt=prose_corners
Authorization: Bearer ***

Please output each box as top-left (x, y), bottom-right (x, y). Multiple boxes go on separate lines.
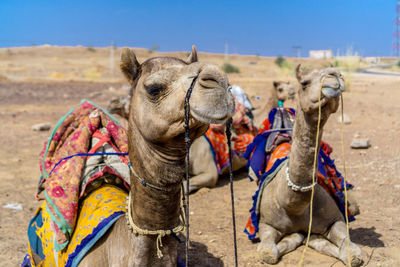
top-left (298, 74), bottom-right (351, 267)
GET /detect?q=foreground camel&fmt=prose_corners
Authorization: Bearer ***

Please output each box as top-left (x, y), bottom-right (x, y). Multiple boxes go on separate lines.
top-left (188, 81), bottom-right (295, 193)
top-left (79, 46), bottom-right (235, 266)
top-left (256, 66), bottom-right (362, 266)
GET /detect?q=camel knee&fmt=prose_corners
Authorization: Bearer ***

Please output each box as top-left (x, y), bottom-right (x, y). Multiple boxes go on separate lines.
top-left (277, 233), bottom-right (304, 255)
top-left (257, 223), bottom-right (282, 264)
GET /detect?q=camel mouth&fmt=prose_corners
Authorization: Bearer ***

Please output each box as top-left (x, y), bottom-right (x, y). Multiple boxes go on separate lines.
top-left (190, 107), bottom-right (231, 124)
top-left (322, 87), bottom-right (342, 99)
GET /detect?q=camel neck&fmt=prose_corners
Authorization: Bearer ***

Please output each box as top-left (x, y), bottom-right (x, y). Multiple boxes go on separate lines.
top-left (128, 122), bottom-right (184, 230)
top-left (286, 104), bottom-right (323, 207)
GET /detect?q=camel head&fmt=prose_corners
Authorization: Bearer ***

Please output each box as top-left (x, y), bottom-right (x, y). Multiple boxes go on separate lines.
top-left (272, 81), bottom-right (296, 104)
top-left (120, 46), bottom-right (235, 144)
top-left (295, 65), bottom-right (345, 124)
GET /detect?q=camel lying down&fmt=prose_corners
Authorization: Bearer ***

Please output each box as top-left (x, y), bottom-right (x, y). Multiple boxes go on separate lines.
top-left (23, 46), bottom-right (235, 267)
top-left (250, 66), bottom-right (362, 266)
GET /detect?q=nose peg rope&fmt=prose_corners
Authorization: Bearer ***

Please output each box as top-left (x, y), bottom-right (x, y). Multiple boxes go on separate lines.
top-left (298, 76), bottom-right (326, 266)
top-left (298, 76), bottom-right (351, 266)
top-left (225, 118), bottom-right (239, 267)
top-left (183, 72), bottom-right (199, 267)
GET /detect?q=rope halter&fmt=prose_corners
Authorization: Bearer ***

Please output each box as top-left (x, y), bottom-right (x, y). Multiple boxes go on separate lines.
top-left (125, 192), bottom-right (185, 258)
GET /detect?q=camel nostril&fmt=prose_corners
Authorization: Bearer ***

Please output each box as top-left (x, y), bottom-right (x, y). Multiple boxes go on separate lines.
top-left (198, 73), bottom-right (222, 89)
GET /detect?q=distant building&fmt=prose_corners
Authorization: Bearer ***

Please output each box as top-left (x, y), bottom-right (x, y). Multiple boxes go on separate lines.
top-left (309, 50), bottom-right (333, 59)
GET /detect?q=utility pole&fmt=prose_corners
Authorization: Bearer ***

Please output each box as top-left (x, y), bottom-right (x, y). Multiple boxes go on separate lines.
top-left (110, 41), bottom-right (115, 75)
top-left (292, 46), bottom-right (302, 58)
top-left (225, 41), bottom-right (229, 62)
top-left (393, 0), bottom-right (400, 57)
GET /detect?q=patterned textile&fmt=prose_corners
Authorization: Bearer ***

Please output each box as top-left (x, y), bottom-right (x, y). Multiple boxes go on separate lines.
top-left (37, 100), bottom-right (129, 250)
top-left (204, 98), bottom-right (256, 174)
top-left (23, 185), bottom-right (127, 267)
top-left (244, 108), bottom-right (355, 240)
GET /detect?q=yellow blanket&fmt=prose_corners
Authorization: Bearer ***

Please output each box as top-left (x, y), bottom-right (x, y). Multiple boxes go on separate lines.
top-left (24, 185), bottom-right (127, 267)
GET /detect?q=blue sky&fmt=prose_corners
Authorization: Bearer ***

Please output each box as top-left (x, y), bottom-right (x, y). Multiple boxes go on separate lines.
top-left (0, 0), bottom-right (395, 56)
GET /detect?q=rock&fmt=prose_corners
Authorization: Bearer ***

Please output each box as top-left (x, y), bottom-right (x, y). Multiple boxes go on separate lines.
top-left (121, 84), bottom-right (131, 91)
top-left (351, 138), bottom-right (371, 149)
top-left (89, 91), bottom-right (102, 98)
top-left (190, 211), bottom-right (194, 215)
top-left (32, 123), bottom-right (51, 131)
top-left (338, 113), bottom-right (351, 124)
top-left (197, 231), bottom-right (202, 235)
top-left (209, 239), bottom-right (216, 243)
top-left (108, 86), bottom-right (116, 92)
top-left (3, 203), bottom-right (23, 211)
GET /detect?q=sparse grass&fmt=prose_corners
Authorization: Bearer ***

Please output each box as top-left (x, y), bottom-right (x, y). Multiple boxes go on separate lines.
top-left (222, 62), bottom-right (240, 73)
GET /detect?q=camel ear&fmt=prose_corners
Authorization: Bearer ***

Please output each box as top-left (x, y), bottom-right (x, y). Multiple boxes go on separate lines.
top-left (186, 45), bottom-right (198, 63)
top-left (295, 64), bottom-right (303, 82)
top-left (120, 48), bottom-right (141, 84)
top-left (273, 81), bottom-right (280, 88)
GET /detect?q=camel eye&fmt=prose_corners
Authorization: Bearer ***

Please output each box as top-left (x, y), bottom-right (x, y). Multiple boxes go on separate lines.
top-left (278, 88), bottom-right (283, 93)
top-left (145, 83), bottom-right (164, 96)
top-left (301, 81), bottom-right (310, 88)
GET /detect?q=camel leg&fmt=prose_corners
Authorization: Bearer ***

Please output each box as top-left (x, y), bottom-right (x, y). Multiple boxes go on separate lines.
top-left (276, 232), bottom-right (304, 258)
top-left (188, 171), bottom-right (219, 193)
top-left (307, 234), bottom-right (340, 259)
top-left (257, 223), bottom-right (282, 264)
top-left (187, 137), bottom-right (219, 193)
top-left (325, 221), bottom-right (363, 267)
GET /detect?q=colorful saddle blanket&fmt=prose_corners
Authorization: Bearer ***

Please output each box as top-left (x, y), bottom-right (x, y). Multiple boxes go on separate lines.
top-left (36, 100), bottom-right (130, 250)
top-left (204, 97), bottom-right (256, 174)
top-left (22, 185), bottom-right (127, 267)
top-left (244, 108), bottom-right (355, 240)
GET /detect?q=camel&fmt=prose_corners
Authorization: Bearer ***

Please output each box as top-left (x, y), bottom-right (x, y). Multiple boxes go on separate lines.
top-left (253, 81), bottom-right (296, 126)
top-left (254, 66), bottom-right (362, 266)
top-left (76, 46), bottom-right (235, 266)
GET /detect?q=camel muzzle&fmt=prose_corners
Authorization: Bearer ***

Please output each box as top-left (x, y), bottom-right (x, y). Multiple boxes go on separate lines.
top-left (321, 75), bottom-right (345, 99)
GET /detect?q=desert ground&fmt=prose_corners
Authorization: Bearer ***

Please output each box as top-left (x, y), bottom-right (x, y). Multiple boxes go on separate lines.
top-left (0, 46), bottom-right (399, 266)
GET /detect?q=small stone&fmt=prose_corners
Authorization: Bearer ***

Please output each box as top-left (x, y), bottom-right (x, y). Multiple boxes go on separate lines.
top-left (32, 123), bottom-right (51, 131)
top-left (374, 146), bottom-right (379, 150)
top-left (108, 86), bottom-right (116, 92)
top-left (197, 231), bottom-right (202, 235)
top-left (353, 132), bottom-right (361, 138)
top-left (209, 239), bottom-right (216, 243)
top-left (338, 114), bottom-right (351, 124)
top-left (121, 84), bottom-right (131, 91)
top-left (190, 211), bottom-right (194, 215)
top-left (89, 91), bottom-right (102, 98)
top-left (351, 139), bottom-right (371, 149)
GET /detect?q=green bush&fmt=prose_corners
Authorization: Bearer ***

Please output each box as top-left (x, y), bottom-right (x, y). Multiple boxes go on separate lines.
top-left (222, 62), bottom-right (240, 73)
top-left (87, 46), bottom-right (96, 52)
top-left (397, 61), bottom-right (400, 67)
top-left (275, 56), bottom-right (292, 70)
top-left (148, 45), bottom-right (160, 54)
top-left (275, 56), bottom-right (285, 67)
